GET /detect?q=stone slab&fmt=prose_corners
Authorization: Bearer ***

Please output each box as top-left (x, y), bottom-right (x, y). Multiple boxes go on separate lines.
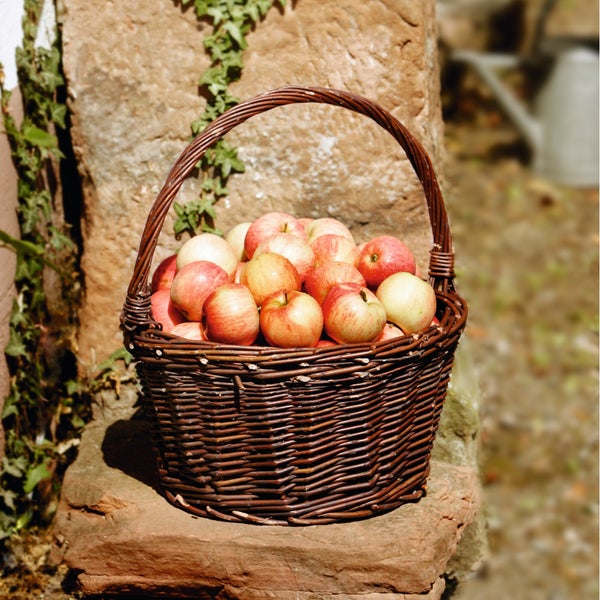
top-left (54, 388), bottom-right (481, 599)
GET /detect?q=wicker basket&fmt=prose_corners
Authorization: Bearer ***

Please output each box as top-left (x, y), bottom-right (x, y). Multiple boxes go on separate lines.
top-left (121, 86), bottom-right (468, 526)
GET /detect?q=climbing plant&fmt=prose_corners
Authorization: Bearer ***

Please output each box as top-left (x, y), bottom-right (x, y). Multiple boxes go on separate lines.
top-left (173, 0), bottom-right (286, 237)
top-left (0, 0), bottom-right (132, 544)
top-left (0, 0), bottom-right (283, 547)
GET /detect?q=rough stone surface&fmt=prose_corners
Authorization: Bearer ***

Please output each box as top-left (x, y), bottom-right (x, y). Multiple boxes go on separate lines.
top-left (431, 339), bottom-right (489, 580)
top-left (54, 384), bottom-right (480, 599)
top-left (0, 88), bottom-right (22, 459)
top-left (60, 0), bottom-right (444, 367)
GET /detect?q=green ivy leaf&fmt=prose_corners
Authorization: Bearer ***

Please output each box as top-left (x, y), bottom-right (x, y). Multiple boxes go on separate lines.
top-left (4, 329), bottom-right (28, 358)
top-left (22, 124), bottom-right (57, 149)
top-left (23, 462), bottom-right (52, 494)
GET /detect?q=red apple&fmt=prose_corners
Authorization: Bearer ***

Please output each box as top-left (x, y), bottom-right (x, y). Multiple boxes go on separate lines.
top-left (306, 217), bottom-right (354, 243)
top-left (310, 234), bottom-right (360, 269)
top-left (260, 290), bottom-right (324, 348)
top-left (151, 254), bottom-right (178, 292)
top-left (151, 288), bottom-right (186, 333)
top-left (225, 221), bottom-right (252, 262)
top-left (303, 261), bottom-right (366, 305)
top-left (170, 260), bottom-right (230, 321)
top-left (244, 212), bottom-right (307, 259)
top-left (322, 282), bottom-right (386, 344)
top-left (316, 338), bottom-right (338, 348)
top-left (375, 272), bottom-right (437, 334)
top-left (374, 322), bottom-right (405, 342)
top-left (254, 232), bottom-right (315, 282)
top-left (176, 232), bottom-right (238, 279)
top-left (203, 283), bottom-right (260, 345)
top-left (357, 235), bottom-right (416, 289)
top-left (240, 252), bottom-right (301, 306)
top-left (170, 321), bottom-right (208, 341)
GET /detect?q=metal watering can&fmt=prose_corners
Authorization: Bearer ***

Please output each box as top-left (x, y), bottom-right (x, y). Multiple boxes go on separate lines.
top-left (453, 44), bottom-right (599, 187)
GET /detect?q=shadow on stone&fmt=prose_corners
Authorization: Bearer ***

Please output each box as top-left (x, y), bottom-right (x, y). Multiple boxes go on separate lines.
top-left (101, 409), bottom-right (162, 493)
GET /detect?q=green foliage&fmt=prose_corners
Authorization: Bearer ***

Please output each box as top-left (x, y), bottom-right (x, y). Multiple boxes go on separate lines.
top-left (0, 0), bottom-right (280, 547)
top-left (0, 0), bottom-right (131, 545)
top-left (173, 0), bottom-right (286, 238)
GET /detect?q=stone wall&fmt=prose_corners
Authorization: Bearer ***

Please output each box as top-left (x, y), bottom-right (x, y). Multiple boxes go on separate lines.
top-left (61, 0), bottom-right (444, 366)
top-left (0, 89), bottom-right (22, 459)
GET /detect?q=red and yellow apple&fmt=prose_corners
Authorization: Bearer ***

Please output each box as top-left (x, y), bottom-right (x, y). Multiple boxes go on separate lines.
top-left (224, 221), bottom-right (252, 262)
top-left (374, 322), bottom-right (405, 342)
top-left (260, 290), bottom-right (324, 348)
top-left (303, 261), bottom-right (366, 305)
top-left (170, 321), bottom-right (208, 341)
top-left (375, 272), bottom-right (437, 334)
top-left (170, 260), bottom-right (230, 321)
top-left (244, 211), bottom-right (307, 259)
top-left (151, 254), bottom-right (178, 292)
top-left (306, 217), bottom-right (354, 244)
top-left (321, 282), bottom-right (386, 344)
top-left (310, 233), bottom-right (359, 268)
top-left (203, 283), bottom-right (260, 345)
top-left (240, 251), bottom-right (301, 306)
top-left (357, 235), bottom-right (416, 288)
top-left (254, 232), bottom-right (315, 282)
top-left (176, 232), bottom-right (238, 279)
top-left (151, 288), bottom-right (186, 333)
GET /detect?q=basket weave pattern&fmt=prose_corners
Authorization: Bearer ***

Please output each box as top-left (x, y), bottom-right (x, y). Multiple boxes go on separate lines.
top-left (121, 86), bottom-right (468, 525)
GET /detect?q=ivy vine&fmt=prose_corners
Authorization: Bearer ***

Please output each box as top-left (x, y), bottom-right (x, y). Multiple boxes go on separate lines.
top-left (0, 0), bottom-right (129, 545)
top-left (173, 0), bottom-right (286, 237)
top-left (0, 0), bottom-right (282, 548)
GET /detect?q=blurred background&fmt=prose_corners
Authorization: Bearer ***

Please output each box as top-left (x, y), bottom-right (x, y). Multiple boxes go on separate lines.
top-left (0, 0), bottom-right (597, 598)
top-left (437, 0), bottom-right (598, 597)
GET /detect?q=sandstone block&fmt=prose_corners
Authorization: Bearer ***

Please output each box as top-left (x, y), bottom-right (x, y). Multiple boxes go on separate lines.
top-left (61, 0), bottom-right (443, 366)
top-left (54, 385), bottom-right (481, 599)
top-left (0, 88), bottom-right (22, 459)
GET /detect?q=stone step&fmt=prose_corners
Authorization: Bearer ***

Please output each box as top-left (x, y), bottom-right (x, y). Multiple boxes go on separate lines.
top-left (53, 387), bottom-right (481, 599)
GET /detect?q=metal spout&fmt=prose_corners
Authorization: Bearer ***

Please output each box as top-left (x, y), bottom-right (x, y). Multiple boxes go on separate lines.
top-left (452, 50), bottom-right (542, 153)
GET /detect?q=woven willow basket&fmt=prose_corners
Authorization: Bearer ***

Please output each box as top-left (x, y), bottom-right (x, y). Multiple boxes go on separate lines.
top-left (121, 86), bottom-right (468, 526)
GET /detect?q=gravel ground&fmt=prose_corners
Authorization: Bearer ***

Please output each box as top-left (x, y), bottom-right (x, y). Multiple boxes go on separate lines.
top-left (443, 117), bottom-right (598, 600)
top-left (0, 113), bottom-right (597, 600)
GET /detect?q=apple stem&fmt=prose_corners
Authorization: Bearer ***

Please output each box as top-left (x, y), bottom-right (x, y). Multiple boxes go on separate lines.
top-left (360, 289), bottom-right (368, 302)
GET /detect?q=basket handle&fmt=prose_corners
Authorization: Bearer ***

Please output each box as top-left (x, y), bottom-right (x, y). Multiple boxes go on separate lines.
top-left (124, 86), bottom-right (455, 325)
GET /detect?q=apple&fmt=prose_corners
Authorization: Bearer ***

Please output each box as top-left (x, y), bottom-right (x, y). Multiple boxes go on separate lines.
top-left (244, 211), bottom-right (307, 259)
top-left (225, 221), bottom-right (252, 262)
top-left (151, 254), bottom-right (178, 292)
top-left (151, 288), bottom-right (186, 333)
top-left (254, 232), bottom-right (315, 282)
top-left (310, 234), bottom-right (360, 269)
top-left (303, 261), bottom-right (366, 305)
top-left (203, 283), bottom-right (260, 345)
top-left (316, 338), bottom-right (338, 348)
top-left (298, 217), bottom-right (315, 233)
top-left (170, 260), bottom-right (230, 321)
top-left (375, 272), bottom-right (437, 334)
top-left (306, 217), bottom-right (354, 244)
top-left (321, 282), bottom-right (386, 344)
top-left (176, 232), bottom-right (238, 279)
top-left (240, 252), bottom-right (301, 306)
top-left (260, 290), bottom-right (324, 348)
top-left (170, 321), bottom-right (208, 341)
top-left (357, 235), bottom-right (416, 289)
top-left (234, 261), bottom-right (245, 283)
top-left (374, 322), bottom-right (405, 342)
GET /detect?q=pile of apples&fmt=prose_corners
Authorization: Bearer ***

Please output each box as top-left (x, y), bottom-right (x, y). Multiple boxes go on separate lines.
top-left (150, 212), bottom-right (438, 348)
